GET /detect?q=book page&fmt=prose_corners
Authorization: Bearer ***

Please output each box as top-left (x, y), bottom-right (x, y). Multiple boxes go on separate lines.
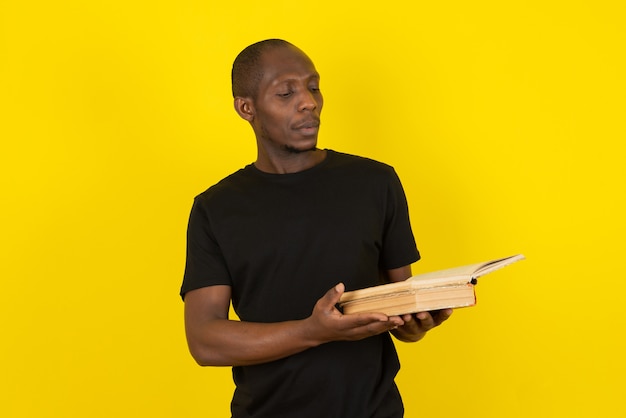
top-left (472, 254), bottom-right (525, 278)
top-left (408, 254), bottom-right (525, 287)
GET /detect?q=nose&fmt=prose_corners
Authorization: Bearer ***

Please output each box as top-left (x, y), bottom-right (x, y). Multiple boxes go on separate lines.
top-left (297, 90), bottom-right (319, 112)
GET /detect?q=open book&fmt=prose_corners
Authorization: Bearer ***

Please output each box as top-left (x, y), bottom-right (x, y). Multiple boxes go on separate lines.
top-left (338, 254), bottom-right (525, 316)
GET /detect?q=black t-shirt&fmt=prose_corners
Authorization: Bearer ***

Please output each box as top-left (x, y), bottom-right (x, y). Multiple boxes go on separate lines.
top-left (181, 150), bottom-right (419, 417)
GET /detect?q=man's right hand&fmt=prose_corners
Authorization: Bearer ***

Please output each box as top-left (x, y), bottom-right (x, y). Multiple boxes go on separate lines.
top-left (303, 283), bottom-right (405, 344)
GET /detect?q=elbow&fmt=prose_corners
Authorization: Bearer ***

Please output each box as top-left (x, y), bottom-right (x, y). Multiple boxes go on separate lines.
top-left (190, 350), bottom-right (212, 367)
top-left (188, 342), bottom-right (229, 367)
top-left (194, 357), bottom-right (215, 367)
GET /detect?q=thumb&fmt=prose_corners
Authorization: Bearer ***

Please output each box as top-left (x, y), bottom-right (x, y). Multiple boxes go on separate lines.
top-left (319, 282), bottom-right (344, 309)
top-left (334, 282), bottom-right (345, 295)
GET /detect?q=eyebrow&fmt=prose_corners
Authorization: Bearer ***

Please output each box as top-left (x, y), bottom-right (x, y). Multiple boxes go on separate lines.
top-left (272, 73), bottom-right (320, 86)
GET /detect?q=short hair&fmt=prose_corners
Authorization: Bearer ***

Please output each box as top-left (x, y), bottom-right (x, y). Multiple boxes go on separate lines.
top-left (231, 39), bottom-right (296, 99)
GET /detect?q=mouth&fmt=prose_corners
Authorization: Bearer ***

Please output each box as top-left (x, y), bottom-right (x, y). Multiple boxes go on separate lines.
top-left (293, 119), bottom-right (321, 135)
top-left (294, 118), bottom-right (320, 129)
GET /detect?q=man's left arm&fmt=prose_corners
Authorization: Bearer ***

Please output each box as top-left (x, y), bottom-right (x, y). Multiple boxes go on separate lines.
top-left (384, 265), bottom-right (453, 343)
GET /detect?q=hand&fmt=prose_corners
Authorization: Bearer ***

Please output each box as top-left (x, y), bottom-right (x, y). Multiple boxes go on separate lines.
top-left (304, 283), bottom-right (405, 344)
top-left (391, 309), bottom-right (453, 343)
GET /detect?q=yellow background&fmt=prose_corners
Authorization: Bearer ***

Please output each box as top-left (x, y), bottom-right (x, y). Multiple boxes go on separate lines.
top-left (1, 1), bottom-right (624, 417)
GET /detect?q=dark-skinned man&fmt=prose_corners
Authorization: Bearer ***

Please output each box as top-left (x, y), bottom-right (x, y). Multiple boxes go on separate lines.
top-left (181, 39), bottom-right (452, 418)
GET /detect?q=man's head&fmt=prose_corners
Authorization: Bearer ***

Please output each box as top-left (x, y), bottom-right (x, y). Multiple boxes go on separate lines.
top-left (232, 39), bottom-right (295, 100)
top-left (232, 40), bottom-right (323, 156)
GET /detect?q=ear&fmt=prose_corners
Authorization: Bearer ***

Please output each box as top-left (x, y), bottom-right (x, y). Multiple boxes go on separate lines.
top-left (234, 97), bottom-right (255, 122)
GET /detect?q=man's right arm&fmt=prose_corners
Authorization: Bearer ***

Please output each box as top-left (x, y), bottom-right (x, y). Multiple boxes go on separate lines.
top-left (183, 283), bottom-right (404, 367)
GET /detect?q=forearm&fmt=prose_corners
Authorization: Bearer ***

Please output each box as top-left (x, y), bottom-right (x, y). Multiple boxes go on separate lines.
top-left (186, 317), bottom-right (322, 367)
top-left (184, 283), bottom-right (403, 367)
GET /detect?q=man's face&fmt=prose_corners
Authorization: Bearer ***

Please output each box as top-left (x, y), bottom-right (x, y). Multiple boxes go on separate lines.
top-left (251, 46), bottom-right (323, 154)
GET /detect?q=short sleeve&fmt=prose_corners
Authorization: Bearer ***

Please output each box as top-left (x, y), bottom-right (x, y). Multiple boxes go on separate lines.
top-left (180, 196), bottom-right (232, 299)
top-left (379, 168), bottom-right (420, 270)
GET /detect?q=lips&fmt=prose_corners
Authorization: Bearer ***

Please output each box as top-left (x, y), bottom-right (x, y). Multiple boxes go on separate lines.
top-left (293, 119), bottom-right (320, 130)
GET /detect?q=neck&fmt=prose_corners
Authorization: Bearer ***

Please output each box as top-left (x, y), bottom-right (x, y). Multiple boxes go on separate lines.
top-left (254, 147), bottom-right (327, 174)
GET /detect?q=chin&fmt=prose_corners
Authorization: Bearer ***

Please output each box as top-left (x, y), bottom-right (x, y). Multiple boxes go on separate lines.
top-left (284, 137), bottom-right (319, 154)
top-left (284, 145), bottom-right (318, 154)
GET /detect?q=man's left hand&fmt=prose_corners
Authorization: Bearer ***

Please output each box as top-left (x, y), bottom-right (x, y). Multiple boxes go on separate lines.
top-left (390, 309), bottom-right (453, 342)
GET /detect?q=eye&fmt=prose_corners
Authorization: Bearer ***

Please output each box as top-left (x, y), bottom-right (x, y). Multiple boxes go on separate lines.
top-left (277, 91), bottom-right (293, 98)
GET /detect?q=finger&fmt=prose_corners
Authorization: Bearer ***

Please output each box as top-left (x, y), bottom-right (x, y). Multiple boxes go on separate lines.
top-left (351, 319), bottom-right (400, 338)
top-left (432, 308), bottom-right (453, 325)
top-left (396, 314), bottom-right (420, 334)
top-left (349, 312), bottom-right (394, 326)
top-left (384, 315), bottom-right (406, 327)
top-left (318, 283), bottom-right (345, 311)
top-left (415, 311), bottom-right (435, 330)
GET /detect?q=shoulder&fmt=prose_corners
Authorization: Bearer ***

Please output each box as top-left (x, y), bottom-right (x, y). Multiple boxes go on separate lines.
top-left (194, 165), bottom-right (258, 205)
top-left (327, 149), bottom-right (391, 168)
top-left (325, 149), bottom-right (397, 179)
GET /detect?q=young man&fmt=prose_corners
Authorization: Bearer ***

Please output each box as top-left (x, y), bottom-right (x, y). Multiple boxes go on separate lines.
top-left (181, 39), bottom-right (452, 417)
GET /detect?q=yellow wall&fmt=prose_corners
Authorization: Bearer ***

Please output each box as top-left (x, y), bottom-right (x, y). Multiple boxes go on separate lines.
top-left (1, 1), bottom-right (624, 417)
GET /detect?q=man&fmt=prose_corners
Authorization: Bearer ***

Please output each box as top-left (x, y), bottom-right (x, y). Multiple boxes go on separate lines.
top-left (181, 39), bottom-right (452, 417)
